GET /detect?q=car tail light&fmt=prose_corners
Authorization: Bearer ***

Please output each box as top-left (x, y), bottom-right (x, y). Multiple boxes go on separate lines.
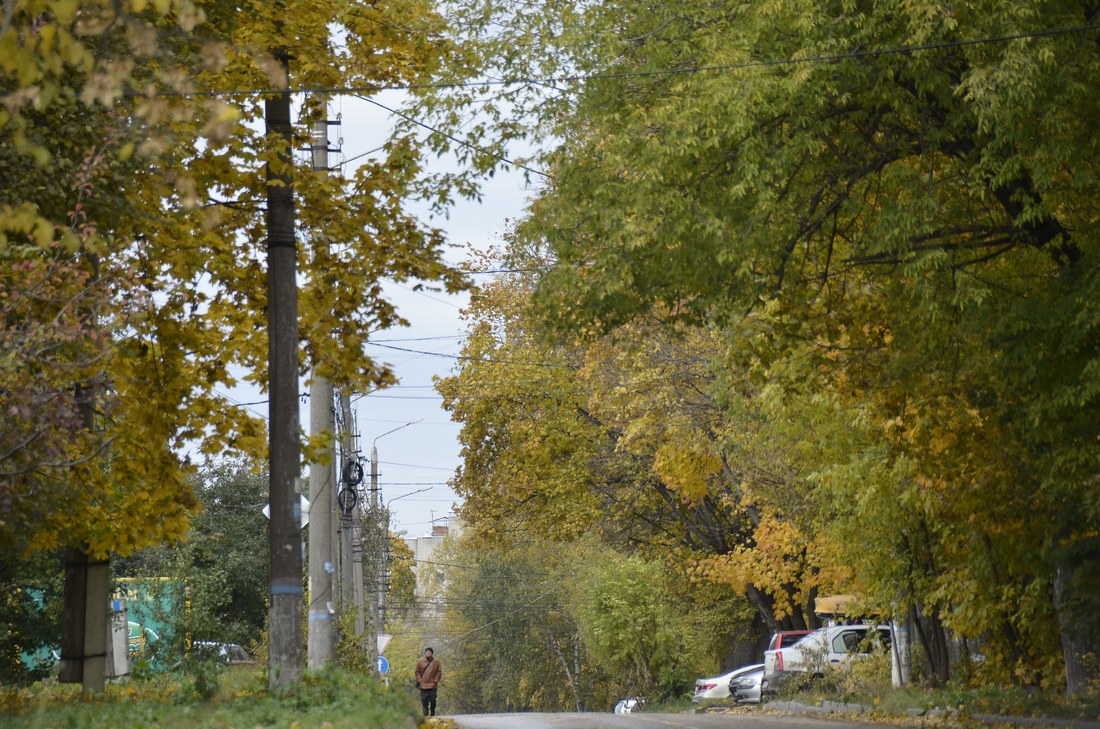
top-left (697, 682), bottom-right (717, 692)
top-left (776, 652), bottom-right (784, 672)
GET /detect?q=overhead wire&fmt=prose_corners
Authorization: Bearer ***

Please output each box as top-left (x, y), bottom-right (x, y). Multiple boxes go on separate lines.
top-left (446, 590), bottom-right (557, 644)
top-left (394, 555), bottom-right (557, 577)
top-left (366, 341), bottom-right (571, 368)
top-left (355, 94), bottom-right (552, 181)
top-left (125, 23), bottom-right (1100, 99)
top-left (185, 21), bottom-right (1099, 510)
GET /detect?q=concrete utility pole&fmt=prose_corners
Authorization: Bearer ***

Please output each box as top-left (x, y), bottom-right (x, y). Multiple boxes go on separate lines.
top-left (59, 292), bottom-right (112, 695)
top-left (369, 444), bottom-right (381, 638)
top-left (337, 394), bottom-right (368, 637)
top-left (58, 548), bottom-right (110, 694)
top-left (265, 48), bottom-right (304, 689)
top-left (307, 113), bottom-right (336, 670)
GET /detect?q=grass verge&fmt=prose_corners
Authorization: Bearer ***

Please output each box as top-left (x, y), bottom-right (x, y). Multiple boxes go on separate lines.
top-left (0, 665), bottom-right (426, 729)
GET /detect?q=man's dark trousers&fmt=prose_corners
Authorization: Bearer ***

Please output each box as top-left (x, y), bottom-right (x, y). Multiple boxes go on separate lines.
top-left (420, 687), bottom-right (437, 716)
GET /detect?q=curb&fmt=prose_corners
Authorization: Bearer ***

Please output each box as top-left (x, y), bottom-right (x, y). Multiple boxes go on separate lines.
top-left (764, 700), bottom-right (1100, 728)
top-left (971, 714), bottom-right (1100, 729)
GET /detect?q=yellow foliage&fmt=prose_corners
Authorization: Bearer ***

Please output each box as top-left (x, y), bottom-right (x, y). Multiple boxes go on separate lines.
top-left (698, 509), bottom-right (854, 621)
top-left (2, 0), bottom-right (463, 560)
top-left (652, 437), bottom-right (722, 501)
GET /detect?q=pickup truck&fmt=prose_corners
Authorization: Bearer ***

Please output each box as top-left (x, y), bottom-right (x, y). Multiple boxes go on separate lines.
top-left (761, 624), bottom-right (892, 694)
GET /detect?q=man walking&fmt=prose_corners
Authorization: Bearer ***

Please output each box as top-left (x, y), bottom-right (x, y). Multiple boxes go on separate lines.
top-left (415, 646), bottom-right (442, 717)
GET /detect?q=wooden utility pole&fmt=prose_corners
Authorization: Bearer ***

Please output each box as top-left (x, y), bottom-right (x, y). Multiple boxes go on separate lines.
top-left (265, 49), bottom-right (303, 689)
top-left (307, 113), bottom-right (336, 669)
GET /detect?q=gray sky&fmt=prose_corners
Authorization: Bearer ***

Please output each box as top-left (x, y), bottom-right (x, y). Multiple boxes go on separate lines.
top-left (329, 92), bottom-right (533, 537)
top-left (209, 91), bottom-right (532, 537)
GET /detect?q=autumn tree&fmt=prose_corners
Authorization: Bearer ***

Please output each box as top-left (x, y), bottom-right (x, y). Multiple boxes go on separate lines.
top-left (438, 249), bottom-right (771, 674)
top-left (3, 0), bottom-right (478, 690)
top-left (429, 0), bottom-right (1100, 693)
top-left (384, 534), bottom-right (418, 629)
top-left (440, 246), bottom-right (825, 633)
top-left (437, 248), bottom-right (606, 543)
top-left (117, 457), bottom-right (271, 653)
top-left (427, 537), bottom-right (591, 712)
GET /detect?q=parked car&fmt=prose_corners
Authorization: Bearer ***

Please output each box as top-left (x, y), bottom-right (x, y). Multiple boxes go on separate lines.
top-left (729, 663), bottom-right (765, 704)
top-left (768, 629), bottom-right (814, 651)
top-left (693, 663), bottom-right (763, 701)
top-left (761, 624), bottom-right (891, 694)
top-left (613, 697), bottom-right (644, 713)
top-left (191, 641), bottom-right (255, 665)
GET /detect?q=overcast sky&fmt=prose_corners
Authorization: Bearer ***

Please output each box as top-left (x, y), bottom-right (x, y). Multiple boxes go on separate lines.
top-left (208, 90), bottom-right (534, 537)
top-left (324, 92), bottom-right (534, 537)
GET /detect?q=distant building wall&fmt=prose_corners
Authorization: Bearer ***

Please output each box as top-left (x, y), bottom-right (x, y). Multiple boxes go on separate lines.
top-left (403, 524), bottom-right (452, 599)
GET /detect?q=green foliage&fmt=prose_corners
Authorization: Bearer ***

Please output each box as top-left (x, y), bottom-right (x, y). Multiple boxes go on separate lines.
top-left (386, 535), bottom-right (418, 629)
top-left (427, 0), bottom-right (1100, 694)
top-left (429, 526), bottom-right (752, 712)
top-left (116, 457), bottom-right (270, 658)
top-left (334, 609), bottom-right (373, 674)
top-left (568, 545), bottom-right (739, 702)
top-left (433, 536), bottom-right (601, 712)
top-left (0, 666), bottom-right (422, 728)
top-left (0, 553), bottom-right (63, 684)
top-left (1, 0), bottom-right (474, 565)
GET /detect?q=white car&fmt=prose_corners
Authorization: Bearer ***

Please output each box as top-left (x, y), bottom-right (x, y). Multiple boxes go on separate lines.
top-left (730, 663), bottom-right (765, 703)
top-left (191, 641), bottom-right (255, 665)
top-left (761, 624), bottom-right (891, 694)
top-left (692, 663), bottom-right (764, 702)
top-left (613, 697), bottom-right (644, 713)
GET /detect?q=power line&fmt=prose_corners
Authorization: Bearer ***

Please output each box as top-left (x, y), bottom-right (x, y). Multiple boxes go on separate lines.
top-left (369, 394), bottom-right (445, 400)
top-left (393, 555), bottom-right (558, 577)
top-left (379, 460), bottom-right (456, 471)
top-left (125, 23), bottom-right (1100, 99)
top-left (211, 388), bottom-right (270, 419)
top-left (355, 94), bottom-right (551, 180)
top-left (372, 335), bottom-right (464, 343)
top-left (377, 481), bottom-right (452, 486)
top-left (367, 341), bottom-right (572, 368)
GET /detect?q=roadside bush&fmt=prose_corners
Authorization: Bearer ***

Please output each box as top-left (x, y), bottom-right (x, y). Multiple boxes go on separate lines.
top-left (839, 650), bottom-right (892, 701)
top-left (0, 666), bottom-right (421, 728)
top-left (334, 609), bottom-right (374, 673)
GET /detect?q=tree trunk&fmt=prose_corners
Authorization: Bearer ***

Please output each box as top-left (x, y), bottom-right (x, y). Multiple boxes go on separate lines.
top-left (909, 602), bottom-right (950, 686)
top-left (1054, 562), bottom-right (1090, 696)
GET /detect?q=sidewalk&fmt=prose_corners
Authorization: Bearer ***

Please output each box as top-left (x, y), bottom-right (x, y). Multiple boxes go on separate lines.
top-left (764, 700), bottom-right (1100, 729)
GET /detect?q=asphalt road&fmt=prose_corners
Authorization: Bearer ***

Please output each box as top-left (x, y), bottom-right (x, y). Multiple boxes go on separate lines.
top-left (448, 712), bottom-right (890, 729)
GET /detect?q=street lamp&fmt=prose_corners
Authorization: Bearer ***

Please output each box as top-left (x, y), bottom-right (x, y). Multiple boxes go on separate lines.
top-left (370, 420), bottom-right (421, 507)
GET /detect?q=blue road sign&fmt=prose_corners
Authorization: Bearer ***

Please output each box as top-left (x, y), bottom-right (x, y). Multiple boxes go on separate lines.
top-left (376, 655), bottom-right (390, 674)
